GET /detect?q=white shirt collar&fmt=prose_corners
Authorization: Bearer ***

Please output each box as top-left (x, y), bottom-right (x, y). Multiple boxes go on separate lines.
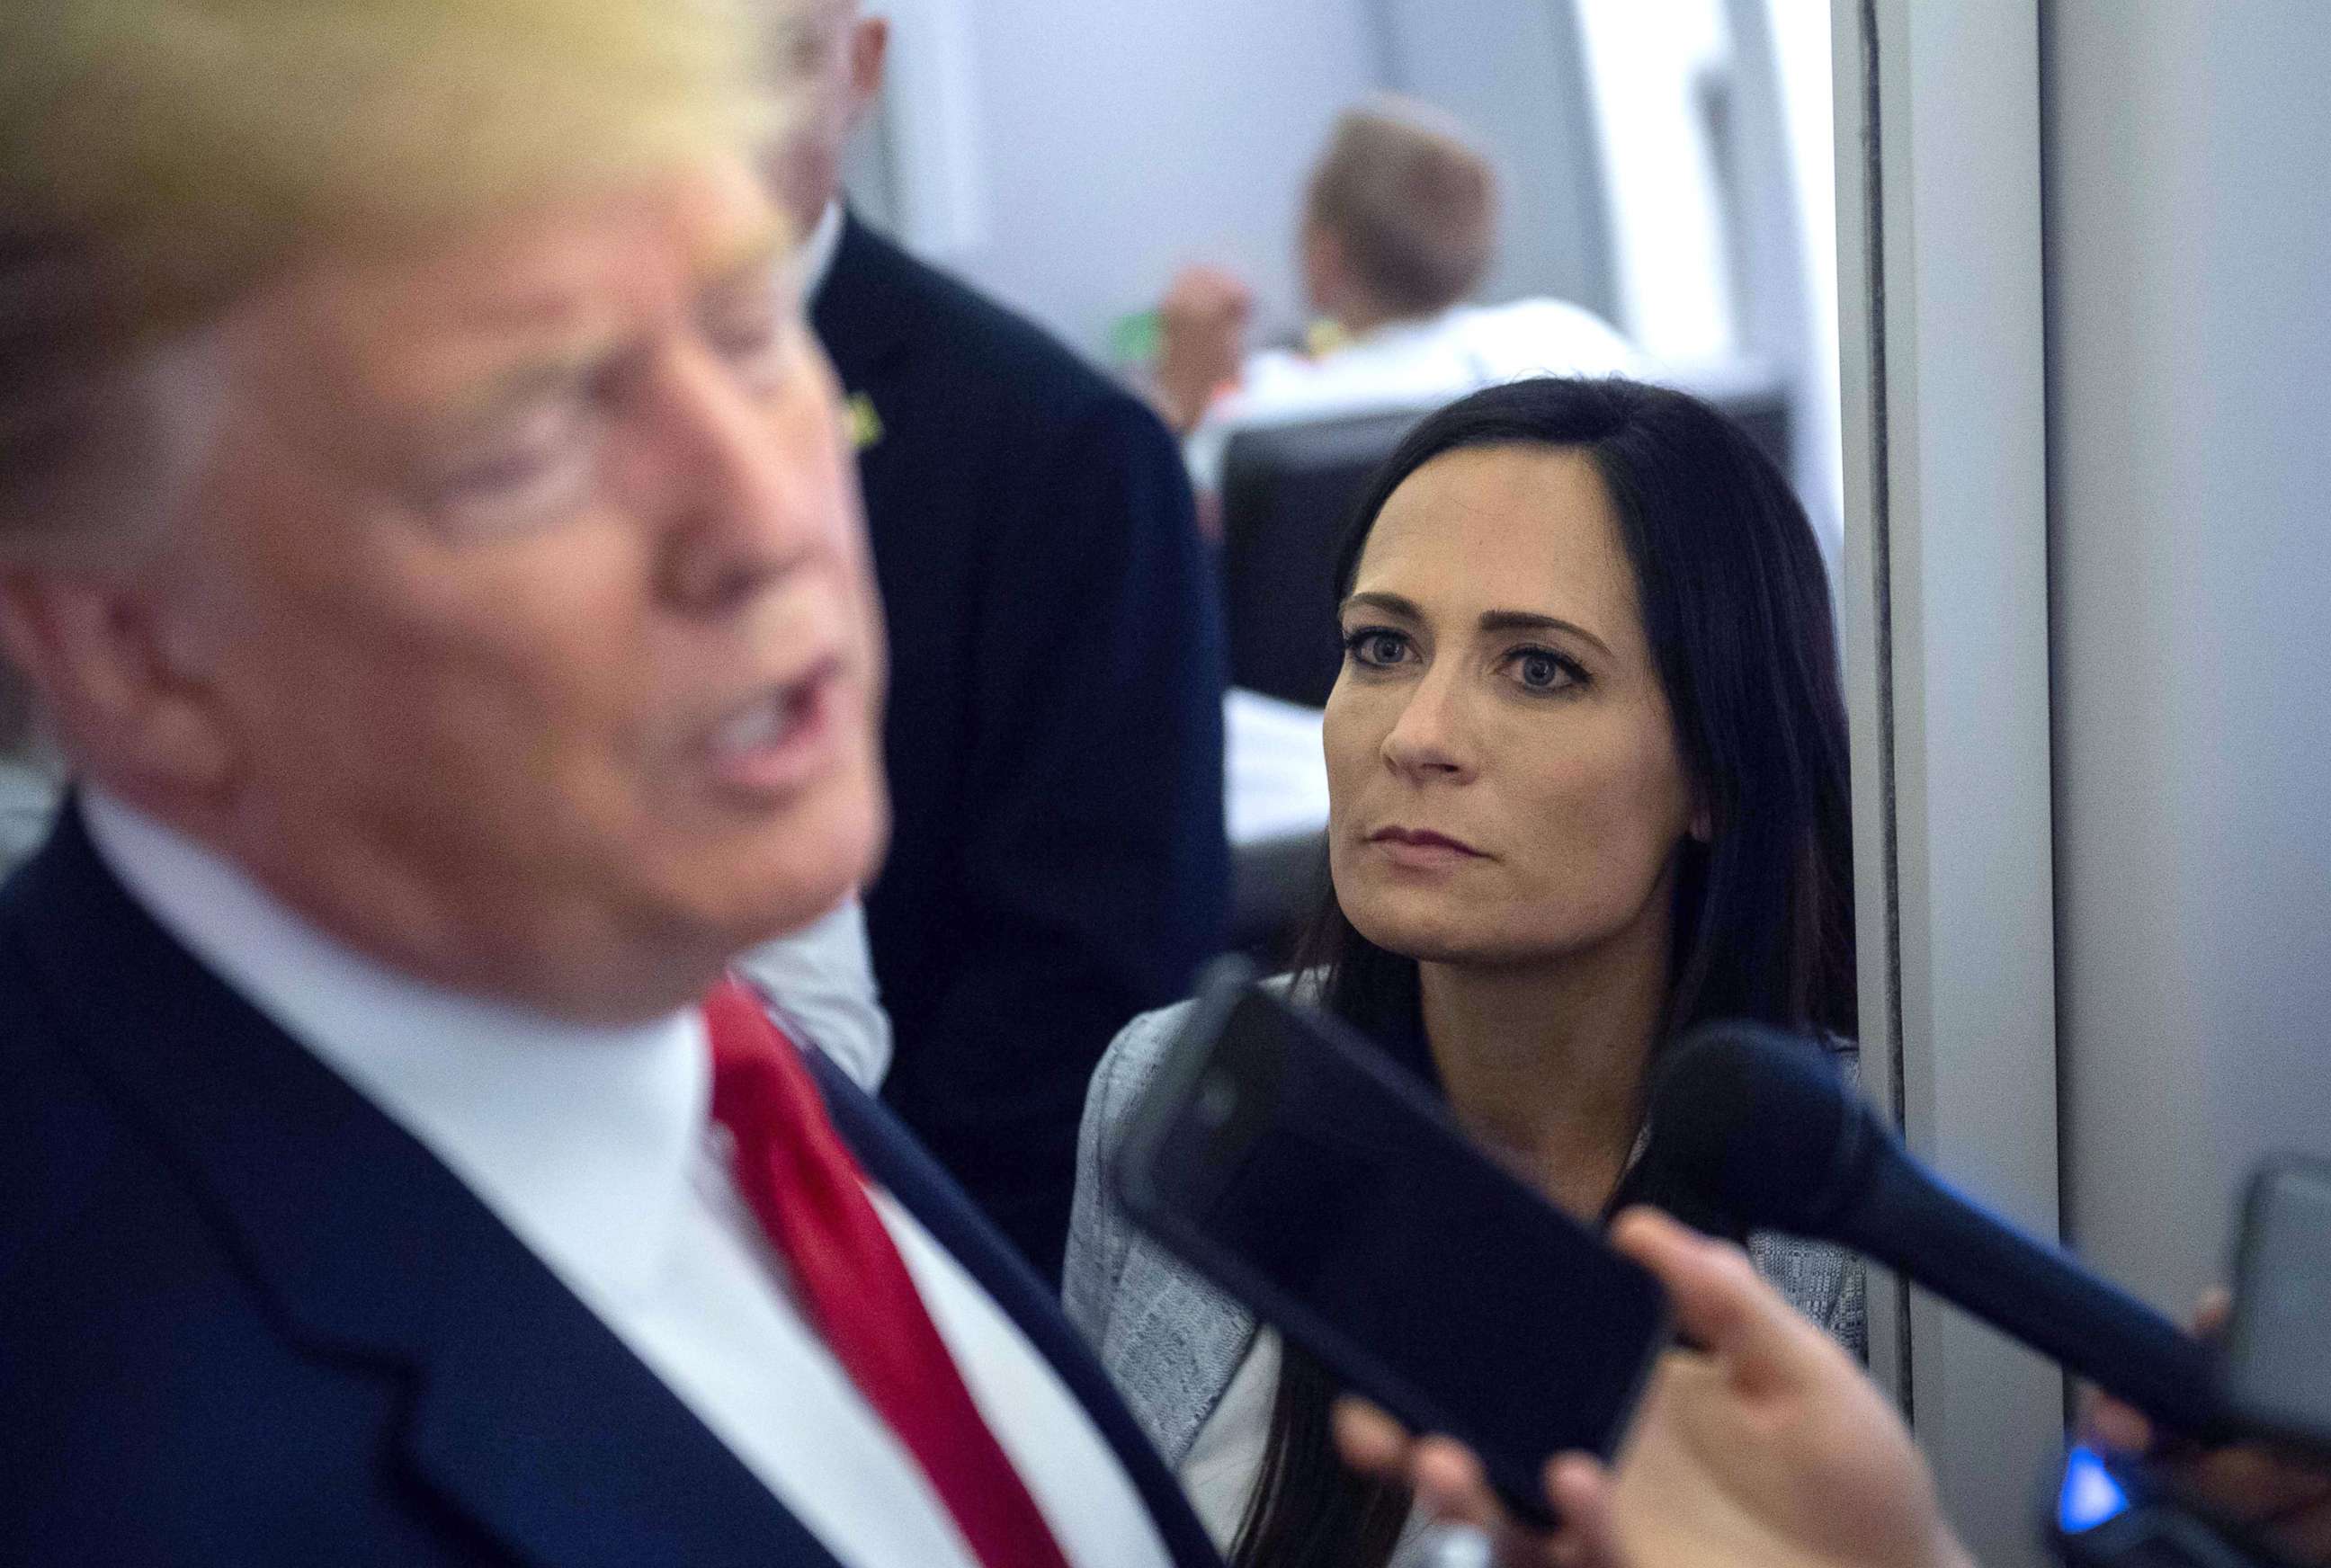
top-left (800, 200), bottom-right (846, 304)
top-left (1325, 307), bottom-right (1461, 360)
top-left (81, 789), bottom-right (708, 1310)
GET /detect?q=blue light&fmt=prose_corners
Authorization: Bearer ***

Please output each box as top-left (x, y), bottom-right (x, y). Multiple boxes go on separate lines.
top-left (2059, 1445), bottom-right (2132, 1534)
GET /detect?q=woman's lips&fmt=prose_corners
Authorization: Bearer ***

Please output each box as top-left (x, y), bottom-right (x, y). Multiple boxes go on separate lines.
top-left (1367, 825), bottom-right (1487, 869)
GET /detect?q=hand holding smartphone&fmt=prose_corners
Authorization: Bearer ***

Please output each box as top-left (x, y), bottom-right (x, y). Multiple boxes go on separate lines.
top-left (1109, 960), bottom-right (1672, 1523)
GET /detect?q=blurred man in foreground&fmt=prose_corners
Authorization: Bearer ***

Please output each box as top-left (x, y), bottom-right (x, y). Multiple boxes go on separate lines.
top-left (772, 0), bottom-right (1231, 1281)
top-left (0, 4), bottom-right (1217, 1562)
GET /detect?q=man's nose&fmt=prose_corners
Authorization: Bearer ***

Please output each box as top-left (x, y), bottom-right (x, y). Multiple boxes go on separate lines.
top-left (644, 338), bottom-right (837, 618)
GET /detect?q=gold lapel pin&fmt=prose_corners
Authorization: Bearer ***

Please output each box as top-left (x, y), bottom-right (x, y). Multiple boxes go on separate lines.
top-left (847, 393), bottom-right (884, 451)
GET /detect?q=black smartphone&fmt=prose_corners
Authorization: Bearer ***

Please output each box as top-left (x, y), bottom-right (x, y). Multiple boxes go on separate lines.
top-left (1110, 960), bottom-right (1672, 1523)
top-left (2220, 1155), bottom-right (2331, 1456)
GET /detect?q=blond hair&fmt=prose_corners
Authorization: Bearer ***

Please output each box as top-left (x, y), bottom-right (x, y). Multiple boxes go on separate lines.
top-left (1305, 96), bottom-right (1496, 319)
top-left (0, 0), bottom-right (782, 548)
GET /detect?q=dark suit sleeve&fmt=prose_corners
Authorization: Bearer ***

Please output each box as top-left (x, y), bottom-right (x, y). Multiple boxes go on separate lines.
top-left (886, 392), bottom-right (1229, 1284)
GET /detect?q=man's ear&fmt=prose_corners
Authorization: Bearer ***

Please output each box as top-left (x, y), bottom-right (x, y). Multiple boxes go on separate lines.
top-left (0, 565), bottom-right (235, 796)
top-left (1689, 795), bottom-right (1715, 844)
top-left (847, 16), bottom-right (889, 128)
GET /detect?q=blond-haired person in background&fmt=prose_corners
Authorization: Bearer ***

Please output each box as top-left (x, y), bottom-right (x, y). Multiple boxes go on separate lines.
top-left (1156, 98), bottom-right (1639, 494)
top-left (0, 4), bottom-right (1218, 1562)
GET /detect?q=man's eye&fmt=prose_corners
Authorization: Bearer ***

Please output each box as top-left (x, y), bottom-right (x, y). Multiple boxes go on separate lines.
top-left (711, 315), bottom-right (782, 361)
top-left (424, 425), bottom-right (594, 535)
top-left (708, 308), bottom-right (793, 392)
top-left (447, 447), bottom-right (558, 497)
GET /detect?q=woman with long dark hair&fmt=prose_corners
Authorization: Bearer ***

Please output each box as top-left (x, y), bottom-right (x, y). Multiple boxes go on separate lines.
top-left (1066, 377), bottom-right (1861, 1568)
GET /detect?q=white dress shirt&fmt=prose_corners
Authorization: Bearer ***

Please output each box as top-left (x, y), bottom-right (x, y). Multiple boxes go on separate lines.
top-left (0, 752), bottom-right (60, 877)
top-left (1179, 1330), bottom-right (1454, 1567)
top-left (736, 897), bottom-right (894, 1090)
top-left (82, 791), bottom-right (1173, 1568)
top-left (1177, 1327), bottom-right (1280, 1548)
top-left (801, 199), bottom-right (847, 302)
top-left (1186, 297), bottom-right (1639, 490)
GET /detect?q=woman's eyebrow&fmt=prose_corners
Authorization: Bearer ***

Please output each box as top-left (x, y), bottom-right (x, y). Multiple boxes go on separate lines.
top-left (1339, 590), bottom-right (1423, 620)
top-left (1478, 609), bottom-right (1612, 656)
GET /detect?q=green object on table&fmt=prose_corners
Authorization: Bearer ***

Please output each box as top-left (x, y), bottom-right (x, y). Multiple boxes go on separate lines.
top-left (1111, 308), bottom-right (1162, 368)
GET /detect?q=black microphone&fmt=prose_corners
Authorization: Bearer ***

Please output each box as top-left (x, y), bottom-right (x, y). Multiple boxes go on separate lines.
top-left (1638, 1021), bottom-right (2224, 1437)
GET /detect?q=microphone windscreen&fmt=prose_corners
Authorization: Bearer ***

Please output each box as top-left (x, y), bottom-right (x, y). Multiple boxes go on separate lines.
top-left (1642, 1022), bottom-right (1871, 1234)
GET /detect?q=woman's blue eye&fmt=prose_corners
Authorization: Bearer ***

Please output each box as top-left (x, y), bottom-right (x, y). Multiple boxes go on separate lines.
top-left (1344, 628), bottom-right (1409, 667)
top-left (1514, 648), bottom-right (1581, 691)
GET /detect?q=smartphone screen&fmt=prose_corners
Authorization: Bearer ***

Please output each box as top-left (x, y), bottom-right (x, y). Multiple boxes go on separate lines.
top-left (1115, 973), bottom-right (1670, 1511)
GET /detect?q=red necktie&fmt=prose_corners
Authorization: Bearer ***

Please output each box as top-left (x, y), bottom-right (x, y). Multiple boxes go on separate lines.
top-left (701, 977), bottom-right (1076, 1568)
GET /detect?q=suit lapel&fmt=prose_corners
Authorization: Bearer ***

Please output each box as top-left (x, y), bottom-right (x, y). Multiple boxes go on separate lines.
top-left (808, 210), bottom-right (915, 391)
top-left (5, 810), bottom-right (842, 1568)
top-left (808, 1050), bottom-right (1226, 1568)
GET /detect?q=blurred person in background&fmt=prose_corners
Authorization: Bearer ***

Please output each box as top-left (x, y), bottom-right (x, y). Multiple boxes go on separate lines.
top-left (1068, 379), bottom-right (1861, 1568)
top-left (772, 0), bottom-right (1232, 1280)
top-left (0, 2), bottom-right (1223, 1561)
top-left (1154, 99), bottom-right (1639, 496)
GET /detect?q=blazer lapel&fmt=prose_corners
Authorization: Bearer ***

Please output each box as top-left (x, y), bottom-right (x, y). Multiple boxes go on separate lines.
top-left (6, 809), bottom-right (842, 1568)
top-left (1103, 1234), bottom-right (1259, 1469)
top-left (807, 1050), bottom-right (1227, 1568)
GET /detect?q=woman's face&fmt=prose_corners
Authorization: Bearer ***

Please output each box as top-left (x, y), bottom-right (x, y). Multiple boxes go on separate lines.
top-left (1324, 444), bottom-right (1701, 968)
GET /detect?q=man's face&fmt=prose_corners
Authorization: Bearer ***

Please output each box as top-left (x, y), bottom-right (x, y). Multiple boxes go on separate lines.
top-left (140, 159), bottom-right (889, 1020)
top-left (771, 0), bottom-right (889, 231)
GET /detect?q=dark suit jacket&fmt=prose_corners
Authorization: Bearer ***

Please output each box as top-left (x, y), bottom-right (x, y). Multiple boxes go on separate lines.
top-left (0, 809), bottom-right (1222, 1568)
top-left (812, 214), bottom-right (1230, 1282)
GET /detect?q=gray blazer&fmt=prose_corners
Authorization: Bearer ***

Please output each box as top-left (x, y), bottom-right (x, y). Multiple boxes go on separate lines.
top-left (1065, 993), bottom-right (1868, 1469)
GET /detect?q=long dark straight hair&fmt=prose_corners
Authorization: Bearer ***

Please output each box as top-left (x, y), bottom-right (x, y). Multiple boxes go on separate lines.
top-left (1228, 377), bottom-right (1856, 1568)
